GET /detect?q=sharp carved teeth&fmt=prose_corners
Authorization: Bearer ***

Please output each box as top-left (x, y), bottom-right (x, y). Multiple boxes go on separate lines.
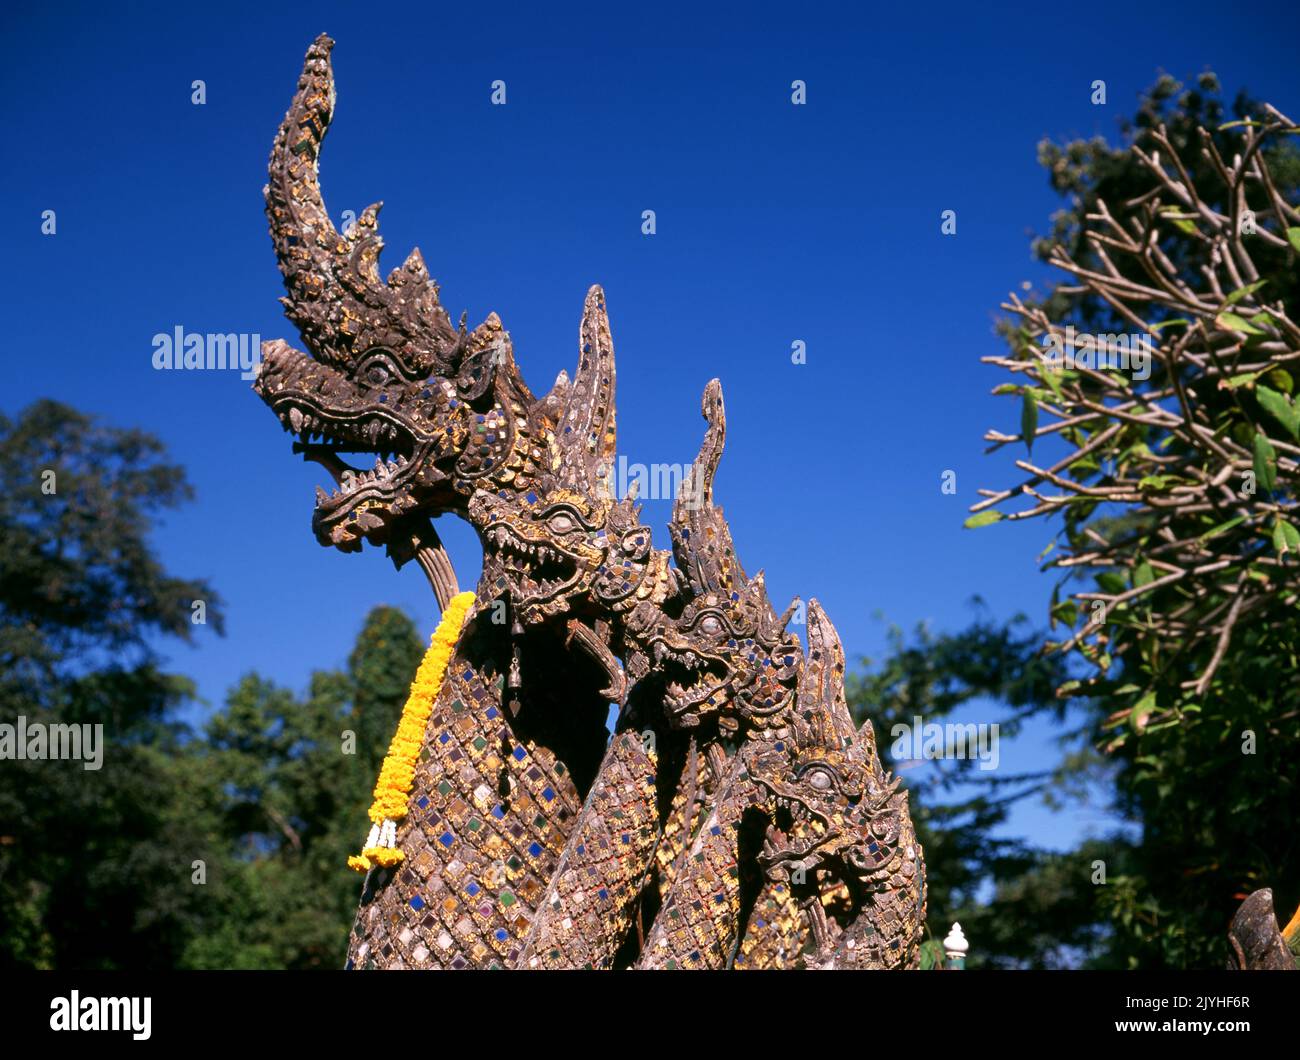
top-left (315, 486), bottom-right (328, 506)
top-left (289, 408), bottom-right (304, 433)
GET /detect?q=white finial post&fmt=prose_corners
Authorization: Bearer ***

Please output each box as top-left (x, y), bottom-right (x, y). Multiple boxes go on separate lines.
top-left (944, 922), bottom-right (969, 970)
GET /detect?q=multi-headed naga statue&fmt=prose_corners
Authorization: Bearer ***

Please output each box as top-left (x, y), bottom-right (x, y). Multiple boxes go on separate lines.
top-left (253, 34), bottom-right (926, 970)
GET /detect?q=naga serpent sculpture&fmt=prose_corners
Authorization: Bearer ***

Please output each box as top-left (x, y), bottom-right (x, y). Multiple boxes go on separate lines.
top-left (252, 32), bottom-right (930, 970)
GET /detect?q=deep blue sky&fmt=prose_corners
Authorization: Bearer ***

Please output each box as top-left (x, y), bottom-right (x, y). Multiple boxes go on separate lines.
top-left (3, 1), bottom-right (1295, 855)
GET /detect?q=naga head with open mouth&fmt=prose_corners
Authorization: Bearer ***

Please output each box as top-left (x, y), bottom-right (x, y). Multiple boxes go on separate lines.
top-left (470, 286), bottom-right (669, 629)
top-left (254, 35), bottom-right (542, 559)
top-left (749, 600), bottom-right (925, 965)
top-left (625, 380), bottom-right (801, 730)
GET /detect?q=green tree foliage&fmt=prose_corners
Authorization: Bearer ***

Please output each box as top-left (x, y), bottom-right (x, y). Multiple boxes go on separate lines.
top-left (847, 607), bottom-right (1134, 967)
top-left (0, 399), bottom-right (426, 970)
top-left (0, 401), bottom-right (224, 969)
top-left (184, 608), bottom-right (422, 969)
top-left (972, 75), bottom-right (1300, 966)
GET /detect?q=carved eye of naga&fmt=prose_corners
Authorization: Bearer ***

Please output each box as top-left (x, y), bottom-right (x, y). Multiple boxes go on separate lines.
top-left (806, 766), bottom-right (834, 791)
top-left (684, 607), bottom-right (731, 638)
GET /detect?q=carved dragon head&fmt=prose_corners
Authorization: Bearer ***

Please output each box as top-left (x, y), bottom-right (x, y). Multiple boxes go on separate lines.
top-left (747, 600), bottom-right (923, 962)
top-left (470, 286), bottom-right (669, 628)
top-left (253, 35), bottom-right (541, 556)
top-left (623, 380), bottom-right (801, 730)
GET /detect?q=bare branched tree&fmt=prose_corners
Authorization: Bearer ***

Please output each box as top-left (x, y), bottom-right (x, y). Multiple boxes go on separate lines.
top-left (974, 94), bottom-right (1300, 742)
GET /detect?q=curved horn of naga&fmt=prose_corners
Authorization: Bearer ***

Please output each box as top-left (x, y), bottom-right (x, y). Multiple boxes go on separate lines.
top-left (794, 599), bottom-right (860, 759)
top-left (551, 285), bottom-right (617, 491)
top-left (670, 379), bottom-right (749, 596)
top-left (264, 33), bottom-right (460, 377)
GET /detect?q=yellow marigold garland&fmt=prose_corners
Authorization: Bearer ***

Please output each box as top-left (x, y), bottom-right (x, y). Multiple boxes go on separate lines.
top-left (347, 591), bottom-right (475, 873)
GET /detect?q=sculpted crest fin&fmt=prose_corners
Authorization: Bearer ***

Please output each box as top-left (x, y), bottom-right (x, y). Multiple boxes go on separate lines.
top-left (265, 33), bottom-right (461, 375)
top-left (551, 285), bottom-right (617, 492)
